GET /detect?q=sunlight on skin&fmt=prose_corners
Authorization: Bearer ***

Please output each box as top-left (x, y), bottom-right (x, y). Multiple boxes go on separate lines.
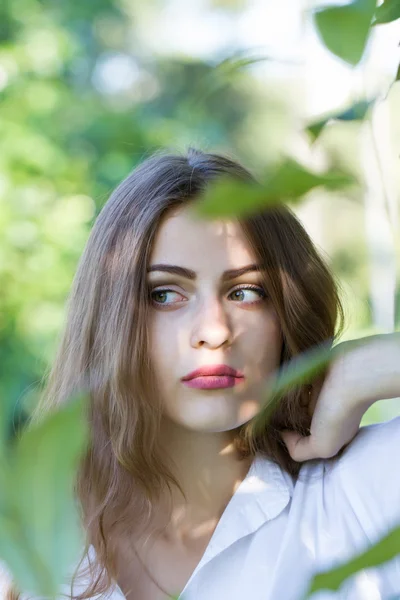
top-left (148, 204), bottom-right (283, 434)
top-left (137, 204), bottom-right (284, 563)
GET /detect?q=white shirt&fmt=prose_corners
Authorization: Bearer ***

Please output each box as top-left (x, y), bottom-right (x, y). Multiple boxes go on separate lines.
top-left (2, 416), bottom-right (400, 599)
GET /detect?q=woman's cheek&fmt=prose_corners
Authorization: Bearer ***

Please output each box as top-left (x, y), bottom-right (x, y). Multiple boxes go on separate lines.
top-left (151, 318), bottom-right (178, 371)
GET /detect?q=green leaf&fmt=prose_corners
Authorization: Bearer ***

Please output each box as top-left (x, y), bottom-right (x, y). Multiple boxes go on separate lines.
top-left (314, 0), bottom-right (377, 66)
top-left (0, 399), bottom-right (7, 463)
top-left (1, 393), bottom-right (89, 598)
top-left (187, 50), bottom-right (274, 111)
top-left (395, 287), bottom-right (400, 329)
top-left (307, 99), bottom-right (374, 141)
top-left (306, 524), bottom-right (400, 596)
top-left (252, 336), bottom-right (373, 435)
top-left (373, 0), bottom-right (400, 24)
top-left (253, 341), bottom-right (335, 435)
top-left (193, 158), bottom-right (355, 219)
top-left (0, 512), bottom-right (53, 597)
top-left (216, 52), bottom-right (274, 75)
top-left (0, 389), bottom-right (21, 459)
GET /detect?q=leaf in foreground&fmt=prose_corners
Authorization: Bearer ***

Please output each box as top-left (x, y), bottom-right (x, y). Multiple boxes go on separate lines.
top-left (186, 50), bottom-right (274, 110)
top-left (253, 335), bottom-right (381, 436)
top-left (313, 0), bottom-right (377, 66)
top-left (253, 340), bottom-right (335, 435)
top-left (0, 394), bottom-right (89, 598)
top-left (305, 524), bottom-right (400, 598)
top-left (373, 0), bottom-right (400, 25)
top-left (193, 158), bottom-right (354, 219)
top-left (307, 99), bottom-right (374, 141)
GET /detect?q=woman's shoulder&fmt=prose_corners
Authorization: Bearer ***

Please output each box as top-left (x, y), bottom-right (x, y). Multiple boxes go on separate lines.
top-left (336, 414), bottom-right (400, 463)
top-left (288, 416), bottom-right (400, 595)
top-left (298, 415), bottom-right (400, 536)
top-left (328, 414), bottom-right (400, 485)
top-left (296, 414), bottom-right (400, 479)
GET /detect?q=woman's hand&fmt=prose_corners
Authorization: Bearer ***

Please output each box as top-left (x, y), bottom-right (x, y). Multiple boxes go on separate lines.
top-left (280, 333), bottom-right (400, 462)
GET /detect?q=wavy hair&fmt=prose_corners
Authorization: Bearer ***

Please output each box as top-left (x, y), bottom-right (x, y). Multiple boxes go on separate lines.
top-left (6, 146), bottom-right (345, 599)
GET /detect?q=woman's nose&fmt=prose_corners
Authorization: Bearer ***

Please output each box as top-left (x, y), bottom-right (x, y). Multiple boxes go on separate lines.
top-left (190, 296), bottom-right (233, 349)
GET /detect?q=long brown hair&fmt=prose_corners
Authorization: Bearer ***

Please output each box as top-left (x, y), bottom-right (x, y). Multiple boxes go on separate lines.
top-left (6, 146), bottom-right (345, 599)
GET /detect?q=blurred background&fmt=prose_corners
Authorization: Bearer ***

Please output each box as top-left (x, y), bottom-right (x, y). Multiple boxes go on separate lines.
top-left (1, 0), bottom-right (399, 438)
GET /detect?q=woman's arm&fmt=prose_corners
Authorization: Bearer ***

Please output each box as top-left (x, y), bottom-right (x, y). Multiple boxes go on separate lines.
top-left (336, 332), bottom-right (400, 411)
top-left (280, 332), bottom-right (400, 462)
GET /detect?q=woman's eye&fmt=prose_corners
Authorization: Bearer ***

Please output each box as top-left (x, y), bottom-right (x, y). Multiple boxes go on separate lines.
top-left (228, 286), bottom-right (266, 304)
top-left (150, 285), bottom-right (267, 307)
top-left (150, 289), bottom-right (185, 305)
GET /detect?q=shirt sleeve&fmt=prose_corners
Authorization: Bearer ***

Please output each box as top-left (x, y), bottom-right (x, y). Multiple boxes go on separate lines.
top-left (315, 415), bottom-right (400, 597)
top-left (329, 415), bottom-right (400, 538)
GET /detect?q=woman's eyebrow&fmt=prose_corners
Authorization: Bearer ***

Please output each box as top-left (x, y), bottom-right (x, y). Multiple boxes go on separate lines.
top-left (147, 264), bottom-right (263, 281)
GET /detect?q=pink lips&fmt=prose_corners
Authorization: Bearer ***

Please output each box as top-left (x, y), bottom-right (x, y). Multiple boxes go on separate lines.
top-left (181, 364), bottom-right (245, 390)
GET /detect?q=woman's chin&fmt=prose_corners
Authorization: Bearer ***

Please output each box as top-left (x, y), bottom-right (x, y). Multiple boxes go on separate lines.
top-left (168, 397), bottom-right (261, 433)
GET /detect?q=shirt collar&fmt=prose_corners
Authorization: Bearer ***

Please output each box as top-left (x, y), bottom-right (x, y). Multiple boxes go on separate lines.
top-left (186, 454), bottom-right (293, 582)
top-left (84, 455), bottom-right (293, 599)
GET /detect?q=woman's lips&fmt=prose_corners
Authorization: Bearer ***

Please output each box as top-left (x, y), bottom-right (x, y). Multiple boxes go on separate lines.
top-left (182, 375), bottom-right (245, 390)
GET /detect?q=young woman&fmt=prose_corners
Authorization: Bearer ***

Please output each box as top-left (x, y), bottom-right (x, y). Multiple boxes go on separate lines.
top-left (3, 147), bottom-right (400, 600)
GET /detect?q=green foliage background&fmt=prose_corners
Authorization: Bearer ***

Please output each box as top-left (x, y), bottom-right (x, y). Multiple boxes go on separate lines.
top-left (1, 0), bottom-right (399, 434)
top-left (0, 0), bottom-right (400, 597)
top-left (0, 0), bottom-right (272, 437)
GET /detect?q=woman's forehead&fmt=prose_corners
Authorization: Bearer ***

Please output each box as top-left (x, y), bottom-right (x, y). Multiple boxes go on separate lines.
top-left (154, 206), bottom-right (249, 248)
top-left (150, 208), bottom-right (256, 268)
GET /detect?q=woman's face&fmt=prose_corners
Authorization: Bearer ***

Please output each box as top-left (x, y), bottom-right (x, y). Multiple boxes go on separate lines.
top-left (147, 205), bottom-right (283, 433)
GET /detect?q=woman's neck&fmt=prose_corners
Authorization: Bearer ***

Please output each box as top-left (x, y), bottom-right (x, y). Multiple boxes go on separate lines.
top-left (156, 418), bottom-right (253, 545)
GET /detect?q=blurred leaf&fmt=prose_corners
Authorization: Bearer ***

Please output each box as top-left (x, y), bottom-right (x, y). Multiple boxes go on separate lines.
top-left (253, 340), bottom-right (335, 434)
top-left (0, 512), bottom-right (53, 597)
top-left (314, 0), bottom-right (377, 66)
top-left (216, 52), bottom-right (274, 75)
top-left (306, 524), bottom-right (400, 597)
top-left (373, 0), bottom-right (400, 24)
top-left (194, 158), bottom-right (355, 218)
top-left (1, 393), bottom-right (89, 598)
top-left (0, 398), bottom-right (8, 460)
top-left (396, 62), bottom-right (400, 81)
top-left (253, 335), bottom-right (374, 435)
top-left (307, 99), bottom-right (374, 141)
top-left (0, 462), bottom-right (9, 518)
top-left (188, 50), bottom-right (274, 110)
